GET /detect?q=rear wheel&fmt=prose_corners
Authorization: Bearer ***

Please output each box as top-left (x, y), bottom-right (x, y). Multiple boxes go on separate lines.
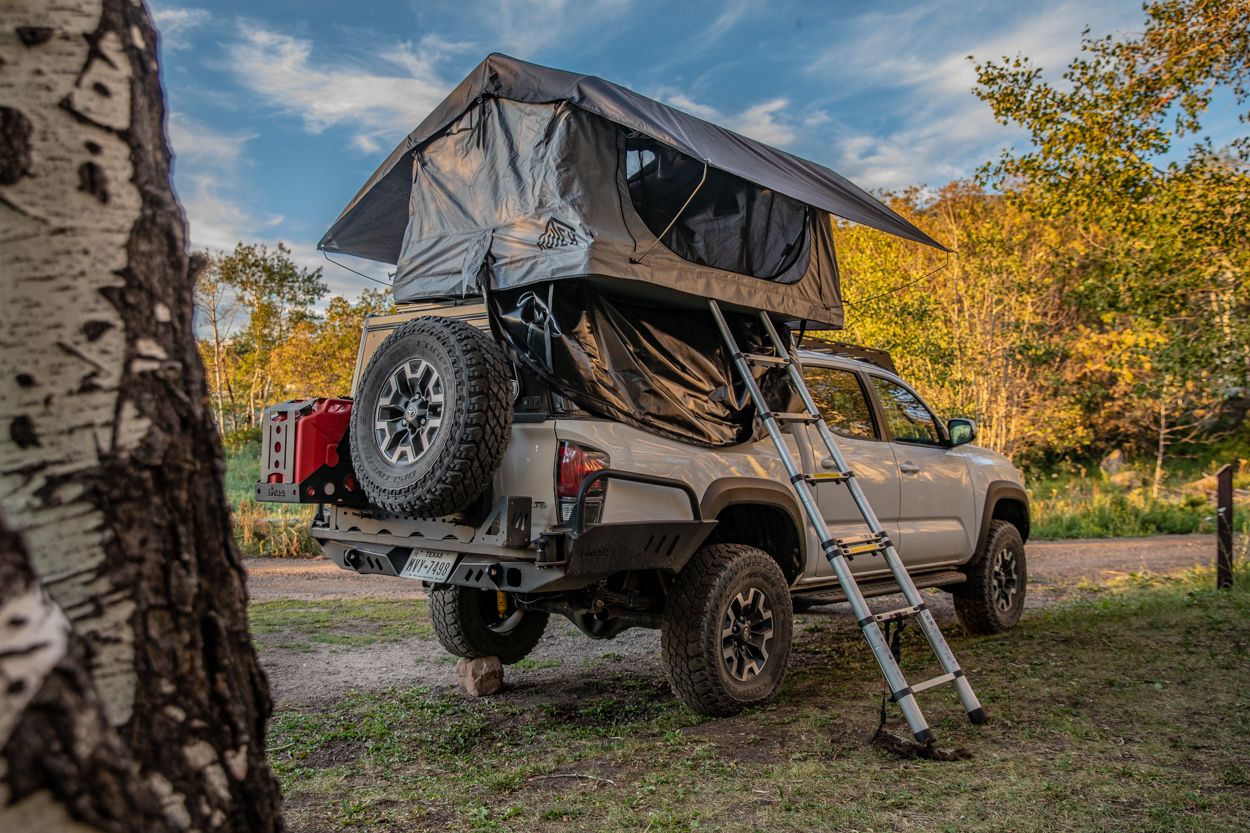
top-left (429, 586), bottom-right (549, 664)
top-left (953, 520), bottom-right (1027, 634)
top-left (661, 543), bottom-right (793, 717)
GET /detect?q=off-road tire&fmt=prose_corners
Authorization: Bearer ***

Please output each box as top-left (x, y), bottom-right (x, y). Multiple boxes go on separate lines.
top-left (953, 520), bottom-right (1027, 635)
top-left (429, 586), bottom-right (549, 665)
top-left (350, 317), bottom-right (512, 517)
top-left (661, 543), bottom-right (793, 717)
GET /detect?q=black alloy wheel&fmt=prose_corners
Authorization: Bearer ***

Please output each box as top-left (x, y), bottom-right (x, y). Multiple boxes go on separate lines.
top-left (952, 519), bottom-right (1027, 634)
top-left (662, 543), bottom-right (793, 717)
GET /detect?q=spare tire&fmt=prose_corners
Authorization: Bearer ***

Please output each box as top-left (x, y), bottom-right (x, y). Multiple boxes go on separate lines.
top-left (350, 317), bottom-right (513, 517)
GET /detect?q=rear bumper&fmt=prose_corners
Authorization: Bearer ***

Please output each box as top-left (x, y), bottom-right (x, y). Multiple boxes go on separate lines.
top-left (315, 467), bottom-right (715, 590)
top-left (313, 483), bottom-right (717, 594)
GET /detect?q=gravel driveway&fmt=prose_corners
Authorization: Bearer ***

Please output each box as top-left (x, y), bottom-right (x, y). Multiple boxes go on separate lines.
top-left (246, 534), bottom-right (1220, 706)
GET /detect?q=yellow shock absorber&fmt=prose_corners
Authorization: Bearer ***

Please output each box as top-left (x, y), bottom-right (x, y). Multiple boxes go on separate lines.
top-left (496, 591), bottom-right (508, 618)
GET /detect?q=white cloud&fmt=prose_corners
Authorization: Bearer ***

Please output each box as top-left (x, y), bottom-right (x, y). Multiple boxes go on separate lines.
top-left (730, 99), bottom-right (796, 148)
top-left (476, 0), bottom-right (632, 57)
top-left (166, 113), bottom-right (277, 253)
top-left (805, 0), bottom-right (1140, 190)
top-left (224, 25), bottom-right (456, 150)
top-left (151, 7), bottom-right (211, 52)
top-left (701, 0), bottom-right (758, 47)
top-left (167, 111), bottom-right (252, 171)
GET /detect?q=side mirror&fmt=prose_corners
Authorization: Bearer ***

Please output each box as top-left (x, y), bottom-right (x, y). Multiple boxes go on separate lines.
top-left (947, 418), bottom-right (977, 447)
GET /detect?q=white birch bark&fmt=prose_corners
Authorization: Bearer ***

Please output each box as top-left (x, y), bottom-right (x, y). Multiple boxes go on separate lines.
top-left (0, 0), bottom-right (142, 728)
top-left (0, 2), bottom-right (283, 830)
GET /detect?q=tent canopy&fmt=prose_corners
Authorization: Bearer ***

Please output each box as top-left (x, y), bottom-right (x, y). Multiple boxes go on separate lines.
top-left (318, 53), bottom-right (948, 266)
top-left (318, 55), bottom-right (951, 445)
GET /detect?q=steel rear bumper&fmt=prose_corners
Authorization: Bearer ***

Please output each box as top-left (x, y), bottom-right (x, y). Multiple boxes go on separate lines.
top-left (314, 469), bottom-right (717, 594)
top-left (314, 516), bottom-right (717, 594)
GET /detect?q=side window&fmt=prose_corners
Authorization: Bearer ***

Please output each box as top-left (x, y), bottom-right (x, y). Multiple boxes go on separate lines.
top-left (871, 377), bottom-right (942, 445)
top-left (804, 366), bottom-right (877, 440)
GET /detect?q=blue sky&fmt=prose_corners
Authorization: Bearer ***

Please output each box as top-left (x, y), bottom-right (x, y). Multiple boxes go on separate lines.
top-left (148, 0), bottom-right (1231, 300)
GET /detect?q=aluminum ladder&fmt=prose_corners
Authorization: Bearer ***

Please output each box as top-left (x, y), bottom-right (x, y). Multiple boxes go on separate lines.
top-left (708, 300), bottom-right (986, 742)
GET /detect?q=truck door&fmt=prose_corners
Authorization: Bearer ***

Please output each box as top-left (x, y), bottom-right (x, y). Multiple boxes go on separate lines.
top-left (802, 364), bottom-right (901, 579)
top-left (868, 375), bottom-right (974, 569)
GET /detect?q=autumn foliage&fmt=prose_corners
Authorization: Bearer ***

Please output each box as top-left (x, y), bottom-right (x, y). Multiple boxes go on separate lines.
top-left (194, 0), bottom-right (1247, 487)
top-left (194, 242), bottom-right (392, 433)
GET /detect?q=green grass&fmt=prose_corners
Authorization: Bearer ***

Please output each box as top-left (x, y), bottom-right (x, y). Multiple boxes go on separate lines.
top-left (224, 441), bottom-right (312, 518)
top-left (250, 599), bottom-right (432, 650)
top-left (225, 441), bottom-right (319, 557)
top-left (267, 565), bottom-right (1250, 832)
top-left (1030, 487), bottom-right (1248, 539)
top-left (513, 658), bottom-right (563, 670)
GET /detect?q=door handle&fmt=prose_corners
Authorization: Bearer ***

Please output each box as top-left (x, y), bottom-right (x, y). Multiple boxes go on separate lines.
top-left (899, 463), bottom-right (920, 474)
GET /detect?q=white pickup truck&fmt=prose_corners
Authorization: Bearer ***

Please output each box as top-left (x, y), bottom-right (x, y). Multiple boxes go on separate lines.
top-left (257, 302), bottom-right (1029, 717)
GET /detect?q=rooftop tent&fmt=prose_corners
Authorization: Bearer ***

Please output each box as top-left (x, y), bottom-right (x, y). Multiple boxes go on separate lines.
top-left (320, 54), bottom-right (948, 446)
top-left (319, 53), bottom-right (948, 329)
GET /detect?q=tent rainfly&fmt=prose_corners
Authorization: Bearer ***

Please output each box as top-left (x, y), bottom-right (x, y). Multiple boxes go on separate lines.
top-left (319, 53), bottom-right (947, 331)
top-left (321, 54), bottom-right (948, 446)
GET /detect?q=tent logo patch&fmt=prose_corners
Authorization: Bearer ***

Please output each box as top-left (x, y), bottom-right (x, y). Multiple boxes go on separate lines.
top-left (537, 218), bottom-right (577, 250)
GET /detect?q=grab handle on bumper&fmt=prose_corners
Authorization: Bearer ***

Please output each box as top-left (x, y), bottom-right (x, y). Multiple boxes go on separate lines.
top-left (572, 469), bottom-right (702, 535)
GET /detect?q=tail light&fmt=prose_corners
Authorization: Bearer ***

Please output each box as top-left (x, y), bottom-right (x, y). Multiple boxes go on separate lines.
top-left (556, 441), bottom-right (609, 524)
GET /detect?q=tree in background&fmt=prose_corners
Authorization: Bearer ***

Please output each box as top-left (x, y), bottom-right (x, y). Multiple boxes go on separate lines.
top-left (834, 184), bottom-right (1088, 462)
top-left (970, 0), bottom-right (1248, 483)
top-left (193, 247), bottom-right (391, 432)
top-left (194, 242), bottom-right (328, 429)
top-left (270, 288), bottom-right (393, 401)
top-left (192, 251), bottom-right (243, 430)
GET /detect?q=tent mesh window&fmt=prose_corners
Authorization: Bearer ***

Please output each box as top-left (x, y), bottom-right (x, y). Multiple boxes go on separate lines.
top-left (624, 133), bottom-right (810, 283)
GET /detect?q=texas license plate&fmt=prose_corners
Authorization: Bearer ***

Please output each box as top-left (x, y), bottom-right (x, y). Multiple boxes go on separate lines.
top-left (399, 549), bottom-right (460, 582)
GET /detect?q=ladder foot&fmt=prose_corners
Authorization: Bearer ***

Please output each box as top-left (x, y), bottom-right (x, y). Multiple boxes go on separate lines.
top-left (913, 727), bottom-right (936, 744)
top-left (968, 707), bottom-right (988, 725)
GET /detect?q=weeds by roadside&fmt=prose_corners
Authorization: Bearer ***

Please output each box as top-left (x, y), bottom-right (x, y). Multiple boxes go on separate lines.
top-left (225, 441), bottom-right (320, 557)
top-left (265, 564), bottom-right (1250, 832)
top-left (1031, 487), bottom-right (1249, 539)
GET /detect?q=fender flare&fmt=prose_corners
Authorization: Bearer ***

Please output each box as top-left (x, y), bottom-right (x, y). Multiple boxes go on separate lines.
top-left (972, 480), bottom-right (1030, 564)
top-left (700, 477), bottom-right (808, 565)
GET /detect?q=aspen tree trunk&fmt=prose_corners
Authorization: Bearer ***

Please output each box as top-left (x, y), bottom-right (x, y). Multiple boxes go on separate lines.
top-left (0, 1), bottom-right (284, 831)
top-left (1153, 397), bottom-right (1167, 499)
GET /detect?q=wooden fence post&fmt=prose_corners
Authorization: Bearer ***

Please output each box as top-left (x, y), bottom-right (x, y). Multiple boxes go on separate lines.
top-left (1216, 463), bottom-right (1234, 589)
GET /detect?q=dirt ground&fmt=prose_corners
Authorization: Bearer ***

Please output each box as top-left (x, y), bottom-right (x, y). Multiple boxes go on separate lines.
top-left (245, 534), bottom-right (1218, 707)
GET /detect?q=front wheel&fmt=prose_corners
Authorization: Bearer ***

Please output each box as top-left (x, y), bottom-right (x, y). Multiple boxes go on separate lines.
top-left (429, 586), bottom-right (548, 664)
top-left (661, 543), bottom-right (793, 717)
top-left (952, 520), bottom-right (1027, 635)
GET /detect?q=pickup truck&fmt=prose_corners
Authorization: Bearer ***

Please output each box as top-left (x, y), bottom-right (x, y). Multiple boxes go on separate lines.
top-left (258, 302), bottom-right (1029, 717)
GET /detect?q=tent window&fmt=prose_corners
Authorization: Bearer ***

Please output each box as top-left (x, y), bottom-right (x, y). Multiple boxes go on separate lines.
top-left (624, 133), bottom-right (809, 283)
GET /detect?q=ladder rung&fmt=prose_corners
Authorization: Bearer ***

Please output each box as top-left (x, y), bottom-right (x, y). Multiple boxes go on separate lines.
top-left (833, 532), bottom-right (890, 558)
top-left (908, 672), bottom-right (958, 696)
top-left (772, 412), bottom-right (820, 424)
top-left (742, 352), bottom-right (789, 367)
top-left (874, 603), bottom-right (925, 623)
top-left (810, 470), bottom-right (853, 482)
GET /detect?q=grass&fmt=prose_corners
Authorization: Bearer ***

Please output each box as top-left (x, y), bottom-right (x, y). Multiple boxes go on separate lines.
top-left (513, 658), bottom-right (564, 670)
top-left (251, 599), bottom-right (432, 651)
top-left (266, 565), bottom-right (1250, 832)
top-left (1030, 486), bottom-right (1249, 540)
top-left (225, 441), bottom-right (320, 557)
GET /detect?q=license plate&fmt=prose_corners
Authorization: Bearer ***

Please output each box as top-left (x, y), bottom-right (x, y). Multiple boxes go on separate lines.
top-left (400, 549), bottom-right (460, 582)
